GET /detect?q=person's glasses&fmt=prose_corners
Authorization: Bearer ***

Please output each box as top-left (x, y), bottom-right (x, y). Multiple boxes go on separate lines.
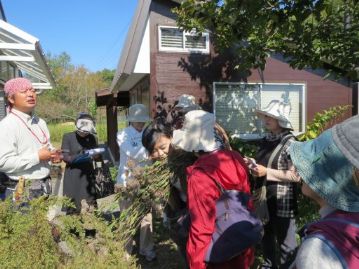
top-left (19, 88), bottom-right (36, 94)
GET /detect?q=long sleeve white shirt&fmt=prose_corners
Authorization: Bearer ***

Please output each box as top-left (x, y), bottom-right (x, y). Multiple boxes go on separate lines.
top-left (116, 125), bottom-right (148, 186)
top-left (0, 109), bottom-right (51, 181)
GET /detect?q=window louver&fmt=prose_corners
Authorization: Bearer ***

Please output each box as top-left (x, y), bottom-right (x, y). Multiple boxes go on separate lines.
top-left (161, 28), bottom-right (183, 48)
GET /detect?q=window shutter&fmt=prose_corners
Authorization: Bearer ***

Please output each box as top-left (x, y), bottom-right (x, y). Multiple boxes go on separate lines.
top-left (185, 35), bottom-right (206, 50)
top-left (0, 90), bottom-right (6, 120)
top-left (160, 28), bottom-right (183, 48)
top-left (0, 61), bottom-right (7, 82)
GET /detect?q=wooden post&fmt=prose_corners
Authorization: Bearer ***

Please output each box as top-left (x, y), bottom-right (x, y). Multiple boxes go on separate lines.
top-left (106, 97), bottom-right (119, 162)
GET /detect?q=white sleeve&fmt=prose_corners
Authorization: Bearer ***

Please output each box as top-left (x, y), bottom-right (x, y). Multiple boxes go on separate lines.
top-left (0, 125), bottom-right (39, 173)
top-left (294, 237), bottom-right (345, 269)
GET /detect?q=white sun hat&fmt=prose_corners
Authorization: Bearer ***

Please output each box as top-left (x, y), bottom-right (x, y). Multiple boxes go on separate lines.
top-left (255, 100), bottom-right (293, 130)
top-left (127, 104), bottom-right (150, 123)
top-left (172, 110), bottom-right (219, 152)
top-left (174, 94), bottom-right (201, 111)
top-left (75, 113), bottom-right (97, 135)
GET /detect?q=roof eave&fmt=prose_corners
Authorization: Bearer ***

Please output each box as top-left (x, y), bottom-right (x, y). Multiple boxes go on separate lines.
top-left (110, 0), bottom-right (151, 93)
top-left (0, 20), bottom-right (55, 90)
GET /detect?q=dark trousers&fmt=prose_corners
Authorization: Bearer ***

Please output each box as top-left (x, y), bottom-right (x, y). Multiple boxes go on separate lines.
top-left (261, 216), bottom-right (297, 269)
top-left (4, 177), bottom-right (52, 201)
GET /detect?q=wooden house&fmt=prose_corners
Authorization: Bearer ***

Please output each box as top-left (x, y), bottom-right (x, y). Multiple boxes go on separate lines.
top-left (97, 0), bottom-right (358, 160)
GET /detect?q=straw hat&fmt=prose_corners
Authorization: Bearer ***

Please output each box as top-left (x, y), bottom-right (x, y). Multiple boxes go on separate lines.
top-left (255, 100), bottom-right (293, 130)
top-left (172, 110), bottom-right (219, 152)
top-left (290, 129), bottom-right (359, 212)
top-left (127, 104), bottom-right (150, 123)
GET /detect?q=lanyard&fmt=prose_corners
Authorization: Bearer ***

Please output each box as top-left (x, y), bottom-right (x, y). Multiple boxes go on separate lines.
top-left (11, 111), bottom-right (48, 145)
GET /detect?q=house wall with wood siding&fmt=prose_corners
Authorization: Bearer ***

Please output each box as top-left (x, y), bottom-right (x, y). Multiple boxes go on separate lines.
top-left (248, 56), bottom-right (352, 122)
top-left (148, 0), bottom-right (208, 118)
top-left (131, 0), bottom-right (353, 123)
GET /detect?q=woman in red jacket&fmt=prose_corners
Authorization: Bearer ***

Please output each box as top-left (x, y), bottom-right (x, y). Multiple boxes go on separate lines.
top-left (172, 110), bottom-right (255, 269)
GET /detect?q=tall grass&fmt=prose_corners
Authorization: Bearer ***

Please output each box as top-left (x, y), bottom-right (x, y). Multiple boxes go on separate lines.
top-left (48, 123), bottom-right (75, 148)
top-left (48, 121), bottom-right (126, 148)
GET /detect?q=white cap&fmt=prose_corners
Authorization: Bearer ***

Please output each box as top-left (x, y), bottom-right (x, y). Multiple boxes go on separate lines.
top-left (127, 104), bottom-right (150, 122)
top-left (76, 118), bottom-right (97, 134)
top-left (255, 100), bottom-right (293, 130)
top-left (174, 94), bottom-right (201, 111)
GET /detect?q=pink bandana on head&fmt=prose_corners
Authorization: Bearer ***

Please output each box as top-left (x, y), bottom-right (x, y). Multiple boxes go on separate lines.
top-left (4, 78), bottom-right (33, 96)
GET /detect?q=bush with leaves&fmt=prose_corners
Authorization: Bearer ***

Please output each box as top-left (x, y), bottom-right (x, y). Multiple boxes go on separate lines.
top-left (0, 198), bottom-right (60, 269)
top-left (114, 149), bottom-right (197, 241)
top-left (298, 105), bottom-right (351, 141)
top-left (0, 196), bottom-right (137, 269)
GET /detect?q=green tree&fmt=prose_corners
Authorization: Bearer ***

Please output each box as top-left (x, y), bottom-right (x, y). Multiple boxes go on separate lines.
top-left (174, 0), bottom-right (359, 79)
top-left (96, 68), bottom-right (115, 85)
top-left (37, 53), bottom-right (114, 122)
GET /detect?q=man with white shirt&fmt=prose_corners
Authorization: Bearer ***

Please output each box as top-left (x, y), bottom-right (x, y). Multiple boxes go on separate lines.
top-left (0, 77), bottom-right (59, 200)
top-left (115, 104), bottom-right (156, 262)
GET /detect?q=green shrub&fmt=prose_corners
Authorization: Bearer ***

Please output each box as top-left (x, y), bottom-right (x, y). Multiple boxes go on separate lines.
top-left (0, 198), bottom-right (60, 269)
top-left (0, 197), bottom-right (137, 269)
top-left (230, 137), bottom-right (258, 158)
top-left (298, 105), bottom-right (351, 141)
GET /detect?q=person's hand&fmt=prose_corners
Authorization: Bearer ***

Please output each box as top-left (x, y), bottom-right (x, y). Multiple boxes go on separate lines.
top-left (50, 149), bottom-right (63, 163)
top-left (38, 146), bottom-right (52, 161)
top-left (244, 157), bottom-right (256, 168)
top-left (251, 164), bottom-right (267, 177)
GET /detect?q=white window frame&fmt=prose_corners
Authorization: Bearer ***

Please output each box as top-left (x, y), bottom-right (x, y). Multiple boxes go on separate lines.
top-left (158, 25), bottom-right (210, 54)
top-left (213, 82), bottom-right (306, 139)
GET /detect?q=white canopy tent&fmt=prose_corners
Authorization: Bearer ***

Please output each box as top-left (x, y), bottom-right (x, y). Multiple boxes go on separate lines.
top-left (0, 19), bottom-right (55, 91)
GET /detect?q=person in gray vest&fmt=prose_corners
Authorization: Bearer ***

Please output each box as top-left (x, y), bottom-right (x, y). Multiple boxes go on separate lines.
top-left (0, 77), bottom-right (60, 201)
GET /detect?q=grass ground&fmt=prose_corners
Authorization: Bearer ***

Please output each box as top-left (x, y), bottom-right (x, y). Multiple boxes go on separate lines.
top-left (48, 120), bottom-right (127, 148)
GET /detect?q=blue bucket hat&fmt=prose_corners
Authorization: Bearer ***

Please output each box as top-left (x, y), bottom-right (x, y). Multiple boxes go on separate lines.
top-left (332, 115), bottom-right (359, 169)
top-left (289, 129), bottom-right (359, 212)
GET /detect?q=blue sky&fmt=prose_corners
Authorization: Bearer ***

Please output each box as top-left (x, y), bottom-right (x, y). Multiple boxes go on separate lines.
top-left (2, 0), bottom-right (138, 72)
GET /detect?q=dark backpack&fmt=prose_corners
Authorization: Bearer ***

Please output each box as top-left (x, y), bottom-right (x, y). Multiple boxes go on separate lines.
top-left (204, 173), bottom-right (263, 264)
top-left (93, 161), bottom-right (114, 198)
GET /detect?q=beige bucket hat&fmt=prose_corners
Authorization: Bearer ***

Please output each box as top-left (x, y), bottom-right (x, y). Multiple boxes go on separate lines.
top-left (174, 94), bottom-right (201, 111)
top-left (127, 104), bottom-right (150, 123)
top-left (255, 100), bottom-right (293, 130)
top-left (172, 110), bottom-right (219, 152)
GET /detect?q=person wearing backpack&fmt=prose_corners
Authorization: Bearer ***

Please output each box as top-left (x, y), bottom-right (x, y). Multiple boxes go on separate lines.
top-left (289, 115), bottom-right (359, 269)
top-left (244, 100), bottom-right (299, 269)
top-left (172, 110), bottom-right (257, 269)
